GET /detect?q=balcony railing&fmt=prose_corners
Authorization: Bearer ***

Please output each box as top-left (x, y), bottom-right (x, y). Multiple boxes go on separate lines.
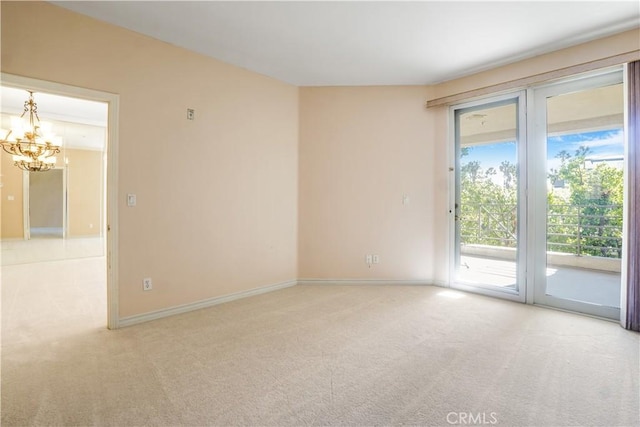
top-left (460, 203), bottom-right (623, 258)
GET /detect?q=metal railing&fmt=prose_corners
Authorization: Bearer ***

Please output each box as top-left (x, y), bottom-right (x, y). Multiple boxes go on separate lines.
top-left (460, 203), bottom-right (623, 258)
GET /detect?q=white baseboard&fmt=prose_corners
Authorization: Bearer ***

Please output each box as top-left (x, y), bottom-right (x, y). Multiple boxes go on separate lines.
top-left (432, 279), bottom-right (450, 287)
top-left (118, 279), bottom-right (297, 328)
top-left (119, 278), bottom-right (437, 328)
top-left (297, 279), bottom-right (433, 286)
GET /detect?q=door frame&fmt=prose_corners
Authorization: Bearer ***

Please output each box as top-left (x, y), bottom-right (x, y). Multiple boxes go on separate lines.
top-left (22, 171), bottom-right (30, 240)
top-left (448, 90), bottom-right (528, 303)
top-left (2, 73), bottom-right (120, 330)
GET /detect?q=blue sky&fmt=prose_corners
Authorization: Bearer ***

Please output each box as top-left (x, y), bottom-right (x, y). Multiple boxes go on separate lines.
top-left (461, 129), bottom-right (624, 177)
top-left (547, 129), bottom-right (624, 165)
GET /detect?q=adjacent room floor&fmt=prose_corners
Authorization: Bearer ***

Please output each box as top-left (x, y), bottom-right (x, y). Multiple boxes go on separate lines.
top-left (1, 236), bottom-right (104, 266)
top-left (2, 261), bottom-right (638, 426)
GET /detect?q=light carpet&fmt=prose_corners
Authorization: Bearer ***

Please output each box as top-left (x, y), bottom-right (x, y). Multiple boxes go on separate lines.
top-left (2, 279), bottom-right (638, 426)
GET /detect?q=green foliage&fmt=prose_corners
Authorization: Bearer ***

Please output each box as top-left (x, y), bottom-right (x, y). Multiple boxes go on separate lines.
top-left (547, 146), bottom-right (623, 258)
top-left (460, 144), bottom-right (623, 258)
top-left (460, 157), bottom-right (518, 248)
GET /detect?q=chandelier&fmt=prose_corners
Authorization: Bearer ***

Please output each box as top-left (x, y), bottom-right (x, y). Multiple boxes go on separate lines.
top-left (1, 91), bottom-right (62, 172)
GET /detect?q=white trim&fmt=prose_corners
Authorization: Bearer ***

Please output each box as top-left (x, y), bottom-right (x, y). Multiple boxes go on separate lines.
top-left (21, 171), bottom-right (30, 240)
top-left (432, 279), bottom-right (449, 288)
top-left (517, 91), bottom-right (529, 304)
top-left (119, 280), bottom-right (297, 328)
top-left (525, 87), bottom-right (537, 306)
top-left (106, 94), bottom-right (119, 330)
top-left (451, 282), bottom-right (524, 304)
top-left (620, 64), bottom-right (630, 328)
top-left (1, 73), bottom-right (120, 330)
top-left (447, 104), bottom-right (456, 290)
top-left (297, 279), bottom-right (433, 286)
top-left (62, 165), bottom-right (68, 238)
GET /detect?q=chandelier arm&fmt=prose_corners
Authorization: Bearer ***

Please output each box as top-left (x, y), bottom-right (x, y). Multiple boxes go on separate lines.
top-left (1, 129), bottom-right (14, 142)
top-left (1, 142), bottom-right (18, 155)
top-left (14, 159), bottom-right (51, 172)
top-left (44, 144), bottom-right (61, 157)
top-left (15, 143), bottom-right (37, 158)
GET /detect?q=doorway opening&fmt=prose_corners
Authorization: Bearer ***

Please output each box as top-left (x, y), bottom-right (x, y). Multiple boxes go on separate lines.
top-left (0, 74), bottom-right (119, 329)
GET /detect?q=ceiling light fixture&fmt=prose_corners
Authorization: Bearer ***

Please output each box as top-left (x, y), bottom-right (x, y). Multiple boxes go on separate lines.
top-left (1, 91), bottom-right (61, 172)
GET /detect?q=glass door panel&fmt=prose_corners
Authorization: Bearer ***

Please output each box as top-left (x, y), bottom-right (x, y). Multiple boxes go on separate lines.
top-left (453, 95), bottom-right (525, 300)
top-left (534, 71), bottom-right (623, 319)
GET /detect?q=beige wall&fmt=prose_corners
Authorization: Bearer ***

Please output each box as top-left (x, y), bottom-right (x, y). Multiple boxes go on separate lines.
top-left (430, 105), bottom-right (451, 285)
top-left (0, 148), bottom-right (103, 238)
top-left (298, 86), bottom-right (435, 280)
top-left (0, 151), bottom-right (24, 239)
top-left (67, 149), bottom-right (102, 237)
top-left (1, 1), bottom-right (299, 317)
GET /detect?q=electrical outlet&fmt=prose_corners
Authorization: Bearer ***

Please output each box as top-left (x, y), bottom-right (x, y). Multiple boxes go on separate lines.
top-left (143, 277), bottom-right (152, 291)
top-left (373, 255), bottom-right (380, 264)
top-left (365, 254), bottom-right (373, 264)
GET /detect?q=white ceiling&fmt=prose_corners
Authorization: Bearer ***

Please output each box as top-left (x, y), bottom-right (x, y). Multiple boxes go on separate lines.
top-left (51, 1), bottom-right (640, 86)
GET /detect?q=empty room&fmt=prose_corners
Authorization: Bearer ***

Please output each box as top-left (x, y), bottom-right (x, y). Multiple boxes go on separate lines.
top-left (1, 1), bottom-right (639, 426)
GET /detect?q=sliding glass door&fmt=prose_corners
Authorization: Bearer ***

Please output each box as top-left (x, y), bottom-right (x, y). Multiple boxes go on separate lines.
top-left (452, 93), bottom-right (526, 301)
top-left (451, 69), bottom-right (625, 319)
top-left (532, 70), bottom-right (623, 319)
